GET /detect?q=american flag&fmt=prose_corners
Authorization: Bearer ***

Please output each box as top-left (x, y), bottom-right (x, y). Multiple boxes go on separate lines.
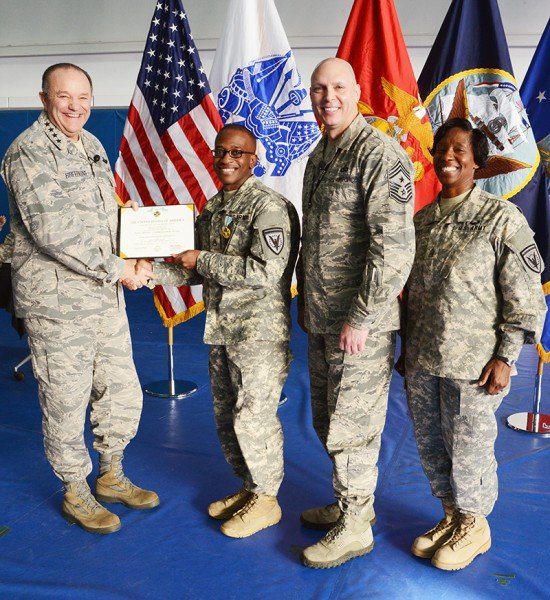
top-left (115, 0), bottom-right (222, 326)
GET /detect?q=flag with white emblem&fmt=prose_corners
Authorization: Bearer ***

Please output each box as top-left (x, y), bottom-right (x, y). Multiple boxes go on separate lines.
top-left (418, 0), bottom-right (542, 207)
top-left (115, 0), bottom-right (223, 326)
top-left (208, 0), bottom-right (320, 214)
top-left (419, 0), bottom-right (550, 360)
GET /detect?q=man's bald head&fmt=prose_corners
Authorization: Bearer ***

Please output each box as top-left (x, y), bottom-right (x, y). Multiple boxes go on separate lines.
top-left (310, 58), bottom-right (361, 139)
top-left (311, 58), bottom-right (358, 86)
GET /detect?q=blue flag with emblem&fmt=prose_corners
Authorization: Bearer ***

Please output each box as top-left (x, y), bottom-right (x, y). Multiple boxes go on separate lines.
top-left (418, 0), bottom-right (550, 359)
top-left (521, 19), bottom-right (550, 359)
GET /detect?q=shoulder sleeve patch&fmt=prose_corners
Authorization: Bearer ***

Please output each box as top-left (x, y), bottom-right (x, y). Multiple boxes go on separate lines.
top-left (506, 225), bottom-right (543, 274)
top-left (520, 243), bottom-right (543, 274)
top-left (388, 160), bottom-right (413, 204)
top-left (262, 227), bottom-right (285, 255)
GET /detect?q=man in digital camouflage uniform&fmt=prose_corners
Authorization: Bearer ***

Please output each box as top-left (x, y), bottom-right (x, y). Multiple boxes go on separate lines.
top-left (147, 124), bottom-right (300, 538)
top-left (296, 58), bottom-right (416, 568)
top-left (1, 63), bottom-right (158, 535)
top-left (401, 117), bottom-right (547, 570)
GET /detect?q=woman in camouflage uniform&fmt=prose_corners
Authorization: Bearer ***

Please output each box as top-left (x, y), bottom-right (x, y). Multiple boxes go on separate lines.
top-left (399, 118), bottom-right (546, 571)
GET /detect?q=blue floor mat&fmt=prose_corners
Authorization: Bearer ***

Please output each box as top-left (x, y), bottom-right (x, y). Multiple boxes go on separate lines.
top-left (0, 290), bottom-right (548, 599)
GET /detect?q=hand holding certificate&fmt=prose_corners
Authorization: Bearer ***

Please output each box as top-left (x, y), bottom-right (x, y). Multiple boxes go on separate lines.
top-left (119, 204), bottom-right (195, 259)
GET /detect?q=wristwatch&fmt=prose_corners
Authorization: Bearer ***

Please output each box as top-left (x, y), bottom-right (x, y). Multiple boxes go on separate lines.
top-left (495, 355), bottom-right (516, 367)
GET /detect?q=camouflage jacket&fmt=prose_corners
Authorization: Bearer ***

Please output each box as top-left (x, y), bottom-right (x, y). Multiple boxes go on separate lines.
top-left (404, 186), bottom-right (547, 379)
top-left (0, 232), bottom-right (14, 263)
top-left (1, 112), bottom-right (125, 320)
top-left (297, 114), bottom-right (415, 334)
top-left (153, 176), bottom-right (300, 344)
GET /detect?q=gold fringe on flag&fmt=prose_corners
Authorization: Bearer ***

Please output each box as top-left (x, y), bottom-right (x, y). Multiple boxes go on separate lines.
top-left (153, 285), bottom-right (298, 328)
top-left (536, 282), bottom-right (550, 362)
top-left (153, 294), bottom-right (205, 328)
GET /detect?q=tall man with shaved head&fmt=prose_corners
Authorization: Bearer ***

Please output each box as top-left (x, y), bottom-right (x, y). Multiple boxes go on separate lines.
top-left (297, 58), bottom-right (416, 568)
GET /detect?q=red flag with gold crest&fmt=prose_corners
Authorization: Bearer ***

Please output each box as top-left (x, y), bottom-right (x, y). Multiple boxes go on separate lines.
top-left (337, 0), bottom-right (440, 211)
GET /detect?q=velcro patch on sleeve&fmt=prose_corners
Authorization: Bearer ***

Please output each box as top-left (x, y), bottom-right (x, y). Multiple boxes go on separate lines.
top-left (262, 227), bottom-right (285, 255)
top-left (520, 243), bottom-right (543, 274)
top-left (507, 225), bottom-right (543, 274)
top-left (388, 160), bottom-right (413, 204)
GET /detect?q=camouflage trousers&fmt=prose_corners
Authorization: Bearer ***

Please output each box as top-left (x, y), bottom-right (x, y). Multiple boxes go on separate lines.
top-left (406, 369), bottom-right (509, 516)
top-left (25, 305), bottom-right (143, 483)
top-left (209, 341), bottom-right (291, 497)
top-left (308, 331), bottom-right (395, 514)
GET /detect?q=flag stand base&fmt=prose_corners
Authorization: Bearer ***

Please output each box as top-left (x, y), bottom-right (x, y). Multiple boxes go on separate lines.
top-left (145, 379), bottom-right (198, 399)
top-left (507, 358), bottom-right (550, 436)
top-left (144, 325), bottom-right (198, 400)
top-left (507, 412), bottom-right (550, 437)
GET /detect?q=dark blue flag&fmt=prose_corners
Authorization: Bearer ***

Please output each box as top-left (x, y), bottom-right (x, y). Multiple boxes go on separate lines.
top-left (521, 19), bottom-right (550, 145)
top-left (520, 19), bottom-right (550, 359)
top-left (418, 0), bottom-right (513, 95)
top-left (418, 0), bottom-right (540, 206)
top-left (418, 0), bottom-right (550, 354)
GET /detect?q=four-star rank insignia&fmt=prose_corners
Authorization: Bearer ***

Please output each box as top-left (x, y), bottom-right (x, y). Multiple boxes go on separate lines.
top-left (262, 227), bottom-right (285, 255)
top-left (520, 243), bottom-right (543, 274)
top-left (388, 161), bottom-right (413, 204)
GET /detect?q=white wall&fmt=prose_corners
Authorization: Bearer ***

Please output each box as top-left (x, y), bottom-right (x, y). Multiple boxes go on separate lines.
top-left (0, 0), bottom-right (547, 108)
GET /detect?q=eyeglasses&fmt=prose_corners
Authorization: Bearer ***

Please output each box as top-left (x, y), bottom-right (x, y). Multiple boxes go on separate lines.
top-left (211, 148), bottom-right (256, 159)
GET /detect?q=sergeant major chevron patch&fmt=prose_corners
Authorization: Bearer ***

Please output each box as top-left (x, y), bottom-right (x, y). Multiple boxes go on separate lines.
top-left (388, 161), bottom-right (413, 204)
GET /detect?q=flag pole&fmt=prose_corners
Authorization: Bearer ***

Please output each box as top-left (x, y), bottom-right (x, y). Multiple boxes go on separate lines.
top-left (507, 357), bottom-right (550, 437)
top-left (144, 325), bottom-right (197, 399)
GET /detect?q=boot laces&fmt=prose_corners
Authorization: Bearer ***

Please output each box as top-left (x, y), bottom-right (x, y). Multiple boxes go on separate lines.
top-left (237, 494), bottom-right (259, 516)
top-left (447, 515), bottom-right (476, 548)
top-left (221, 488), bottom-right (246, 505)
top-left (74, 481), bottom-right (101, 513)
top-left (324, 514), bottom-right (352, 542)
top-left (112, 456), bottom-right (134, 490)
top-left (427, 512), bottom-right (456, 536)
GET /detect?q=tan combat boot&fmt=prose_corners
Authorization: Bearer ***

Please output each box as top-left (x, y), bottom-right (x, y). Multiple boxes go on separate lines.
top-left (96, 453), bottom-right (160, 510)
top-left (301, 512), bottom-right (374, 569)
top-left (63, 480), bottom-right (121, 534)
top-left (411, 504), bottom-right (459, 558)
top-left (220, 494), bottom-right (281, 538)
top-left (301, 502), bottom-right (376, 530)
top-left (431, 514), bottom-right (491, 570)
top-left (208, 487), bottom-right (251, 520)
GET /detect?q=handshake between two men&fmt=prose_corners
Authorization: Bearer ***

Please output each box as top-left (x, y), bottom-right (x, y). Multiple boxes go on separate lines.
top-left (120, 250), bottom-right (199, 291)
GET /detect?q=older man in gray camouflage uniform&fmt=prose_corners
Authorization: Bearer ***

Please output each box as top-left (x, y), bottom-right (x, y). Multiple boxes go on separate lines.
top-left (296, 58), bottom-right (415, 569)
top-left (146, 123), bottom-right (300, 538)
top-left (1, 63), bottom-right (158, 535)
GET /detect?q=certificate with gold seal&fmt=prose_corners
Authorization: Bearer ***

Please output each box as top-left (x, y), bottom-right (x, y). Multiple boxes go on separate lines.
top-left (119, 204), bottom-right (195, 258)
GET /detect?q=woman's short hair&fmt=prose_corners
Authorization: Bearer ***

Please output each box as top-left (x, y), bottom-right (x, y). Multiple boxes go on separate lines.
top-left (431, 117), bottom-right (489, 167)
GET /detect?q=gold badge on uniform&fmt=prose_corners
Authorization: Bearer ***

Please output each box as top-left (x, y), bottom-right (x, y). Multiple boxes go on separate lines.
top-left (221, 215), bottom-right (234, 239)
